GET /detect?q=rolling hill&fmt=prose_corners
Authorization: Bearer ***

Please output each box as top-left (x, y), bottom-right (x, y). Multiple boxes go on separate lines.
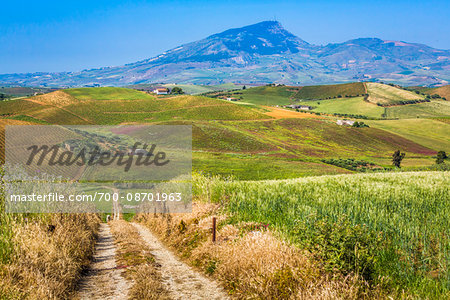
top-left (424, 85), bottom-right (450, 100)
top-left (1, 87), bottom-right (445, 179)
top-left (293, 82), bottom-right (366, 100)
top-left (1, 21), bottom-right (449, 87)
top-left (213, 82), bottom-right (450, 119)
top-left (366, 82), bottom-right (424, 105)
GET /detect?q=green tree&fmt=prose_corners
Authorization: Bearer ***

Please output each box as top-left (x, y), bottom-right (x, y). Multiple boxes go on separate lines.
top-left (242, 85), bottom-right (246, 90)
top-left (436, 151), bottom-right (448, 164)
top-left (392, 150), bottom-right (405, 168)
top-left (171, 87), bottom-right (184, 94)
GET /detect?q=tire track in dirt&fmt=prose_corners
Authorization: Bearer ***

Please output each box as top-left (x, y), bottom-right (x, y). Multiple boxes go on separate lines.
top-left (76, 223), bottom-right (129, 300)
top-left (131, 222), bottom-right (229, 300)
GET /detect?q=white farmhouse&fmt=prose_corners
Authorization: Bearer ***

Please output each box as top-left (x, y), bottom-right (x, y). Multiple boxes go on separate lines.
top-left (336, 120), bottom-right (355, 126)
top-left (152, 88), bottom-right (169, 95)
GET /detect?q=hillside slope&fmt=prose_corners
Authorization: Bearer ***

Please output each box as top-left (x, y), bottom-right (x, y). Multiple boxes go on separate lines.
top-left (0, 87), bottom-right (444, 179)
top-left (0, 88), bottom-right (269, 125)
top-left (425, 85), bottom-right (450, 100)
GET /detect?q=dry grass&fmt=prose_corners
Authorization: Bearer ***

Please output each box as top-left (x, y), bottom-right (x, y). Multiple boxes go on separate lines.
top-left (366, 83), bottom-right (423, 105)
top-left (109, 220), bottom-right (170, 300)
top-left (135, 203), bottom-right (371, 299)
top-left (263, 106), bottom-right (322, 119)
top-left (0, 214), bottom-right (100, 300)
top-left (27, 91), bottom-right (79, 107)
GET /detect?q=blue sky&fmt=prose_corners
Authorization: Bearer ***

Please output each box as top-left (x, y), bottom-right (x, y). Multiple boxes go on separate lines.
top-left (1, 0), bottom-right (449, 74)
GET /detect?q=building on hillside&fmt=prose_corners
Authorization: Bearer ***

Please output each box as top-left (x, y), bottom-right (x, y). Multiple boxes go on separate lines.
top-left (226, 97), bottom-right (238, 101)
top-left (336, 119), bottom-right (355, 126)
top-left (152, 88), bottom-right (169, 95)
top-left (284, 104), bottom-right (312, 110)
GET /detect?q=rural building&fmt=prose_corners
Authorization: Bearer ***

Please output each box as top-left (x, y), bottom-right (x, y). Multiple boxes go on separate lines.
top-left (284, 104), bottom-right (312, 110)
top-left (152, 88), bottom-right (169, 95)
top-left (336, 119), bottom-right (355, 126)
top-left (226, 97), bottom-right (238, 101)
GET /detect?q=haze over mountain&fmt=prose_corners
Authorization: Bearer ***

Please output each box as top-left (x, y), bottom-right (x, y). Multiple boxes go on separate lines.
top-left (1, 21), bottom-right (449, 87)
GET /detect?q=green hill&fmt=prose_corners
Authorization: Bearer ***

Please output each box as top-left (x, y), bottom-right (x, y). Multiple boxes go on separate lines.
top-left (366, 83), bottom-right (424, 105)
top-left (366, 118), bottom-right (450, 151)
top-left (1, 88), bottom-right (269, 125)
top-left (1, 86), bottom-right (446, 179)
top-left (64, 87), bottom-right (155, 100)
top-left (293, 82), bottom-right (366, 100)
top-left (311, 97), bottom-right (384, 118)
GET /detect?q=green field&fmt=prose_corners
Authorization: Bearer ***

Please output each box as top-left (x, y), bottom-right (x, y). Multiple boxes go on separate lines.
top-left (126, 83), bottom-right (243, 95)
top-left (311, 96), bottom-right (384, 118)
top-left (193, 152), bottom-right (350, 180)
top-left (64, 87), bottom-right (155, 100)
top-left (385, 99), bottom-right (450, 118)
top-left (366, 82), bottom-right (424, 105)
top-left (227, 85), bottom-right (298, 106)
top-left (293, 82), bottom-right (366, 100)
top-left (0, 86), bottom-right (448, 179)
top-left (224, 118), bottom-right (435, 158)
top-left (367, 119), bottom-right (450, 151)
top-left (201, 171), bottom-right (450, 298)
top-left (0, 91), bottom-right (269, 125)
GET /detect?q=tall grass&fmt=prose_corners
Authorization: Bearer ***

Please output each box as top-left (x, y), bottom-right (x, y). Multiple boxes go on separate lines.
top-left (0, 169), bottom-right (14, 265)
top-left (0, 166), bottom-right (101, 299)
top-left (194, 171), bottom-right (450, 298)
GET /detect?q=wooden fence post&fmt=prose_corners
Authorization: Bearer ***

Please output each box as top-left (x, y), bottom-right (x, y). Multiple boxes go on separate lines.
top-left (212, 217), bottom-right (216, 242)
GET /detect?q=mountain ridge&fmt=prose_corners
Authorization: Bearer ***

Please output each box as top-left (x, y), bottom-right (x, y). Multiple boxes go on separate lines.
top-left (1, 21), bottom-right (449, 87)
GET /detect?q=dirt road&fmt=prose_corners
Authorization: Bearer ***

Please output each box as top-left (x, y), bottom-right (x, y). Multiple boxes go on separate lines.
top-left (76, 223), bottom-right (129, 300)
top-left (131, 223), bottom-right (229, 300)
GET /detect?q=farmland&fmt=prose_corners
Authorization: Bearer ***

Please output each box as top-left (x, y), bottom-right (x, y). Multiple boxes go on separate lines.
top-left (385, 99), bottom-right (450, 118)
top-left (310, 96), bottom-right (384, 118)
top-left (203, 85), bottom-right (299, 106)
top-left (366, 82), bottom-right (424, 105)
top-left (0, 84), bottom-right (449, 299)
top-left (366, 118), bottom-right (450, 151)
top-left (126, 82), bottom-right (243, 95)
top-left (293, 82), bottom-right (366, 100)
top-left (424, 85), bottom-right (450, 100)
top-left (0, 86), bottom-right (448, 179)
top-left (195, 171), bottom-right (450, 298)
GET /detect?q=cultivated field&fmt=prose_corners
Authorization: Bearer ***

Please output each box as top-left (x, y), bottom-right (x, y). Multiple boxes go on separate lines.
top-left (136, 171), bottom-right (449, 299)
top-left (1, 86), bottom-right (448, 179)
top-left (198, 171), bottom-right (450, 298)
top-left (311, 96), bottom-right (384, 118)
top-left (0, 84), bottom-right (449, 299)
top-left (366, 82), bottom-right (424, 105)
top-left (293, 82), bottom-right (366, 100)
top-left (425, 85), bottom-right (450, 100)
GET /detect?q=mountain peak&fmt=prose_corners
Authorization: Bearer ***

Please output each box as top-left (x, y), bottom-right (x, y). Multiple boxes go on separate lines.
top-left (1, 21), bottom-right (448, 86)
top-left (209, 21), bottom-right (301, 41)
top-left (204, 20), bottom-right (309, 56)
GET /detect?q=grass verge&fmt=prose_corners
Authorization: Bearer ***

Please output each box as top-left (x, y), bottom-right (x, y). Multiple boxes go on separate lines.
top-left (135, 203), bottom-right (373, 299)
top-left (0, 214), bottom-right (100, 299)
